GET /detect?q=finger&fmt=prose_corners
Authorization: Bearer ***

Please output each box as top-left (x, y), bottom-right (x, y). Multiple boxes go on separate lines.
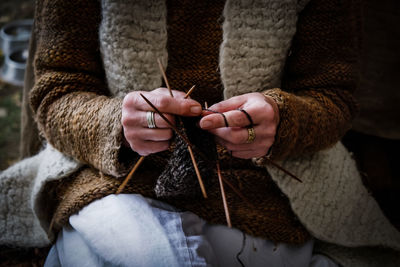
top-left (207, 95), bottom-right (248, 113)
top-left (200, 109), bottom-right (252, 129)
top-left (215, 137), bottom-right (259, 152)
top-left (124, 128), bottom-right (173, 144)
top-left (207, 127), bottom-right (247, 144)
top-left (209, 125), bottom-right (275, 145)
top-left (231, 149), bottom-right (268, 159)
top-left (122, 110), bottom-right (176, 129)
top-left (218, 141), bottom-right (271, 157)
top-left (139, 128), bottom-right (174, 142)
top-left (207, 126), bottom-right (250, 144)
top-left (133, 140), bottom-right (171, 156)
top-left (131, 92), bottom-right (202, 116)
top-left (151, 112), bottom-right (176, 129)
top-left (215, 135), bottom-right (273, 155)
top-left (143, 112), bottom-right (176, 129)
top-left (200, 94), bottom-right (276, 129)
top-left (201, 104), bottom-right (275, 129)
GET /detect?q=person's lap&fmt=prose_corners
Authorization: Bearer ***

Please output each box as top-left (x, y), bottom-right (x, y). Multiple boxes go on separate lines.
top-left (45, 194), bottom-right (338, 267)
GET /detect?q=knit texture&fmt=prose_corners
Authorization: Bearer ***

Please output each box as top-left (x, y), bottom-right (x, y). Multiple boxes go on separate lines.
top-left (29, 0), bottom-right (356, 242)
top-left (154, 117), bottom-right (217, 198)
top-left (29, 0), bottom-right (360, 170)
top-left (165, 0), bottom-right (225, 105)
top-left (0, 144), bottom-right (81, 246)
top-left (3, 0), bottom-right (400, 266)
top-left (220, 0), bottom-right (298, 99)
top-left (0, 153), bottom-right (48, 247)
top-left (48, 156), bottom-right (310, 244)
top-left (315, 241), bottom-right (400, 267)
top-left (262, 0), bottom-right (360, 159)
top-left (37, 92), bottom-right (135, 177)
top-left (99, 0), bottom-right (168, 97)
top-left (31, 0), bottom-right (136, 178)
top-left (265, 143), bottom-right (400, 249)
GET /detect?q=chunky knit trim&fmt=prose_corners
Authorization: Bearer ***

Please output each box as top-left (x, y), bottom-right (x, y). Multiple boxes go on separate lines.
top-left (99, 0), bottom-right (168, 97)
top-left (6, 2), bottom-right (399, 266)
top-left (0, 153), bottom-right (49, 247)
top-left (99, 0), bottom-right (304, 99)
top-left (265, 143), bottom-right (400, 250)
top-left (220, 0), bottom-right (300, 99)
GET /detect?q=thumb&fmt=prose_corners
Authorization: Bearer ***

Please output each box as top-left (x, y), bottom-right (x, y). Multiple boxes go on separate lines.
top-left (207, 95), bottom-right (247, 113)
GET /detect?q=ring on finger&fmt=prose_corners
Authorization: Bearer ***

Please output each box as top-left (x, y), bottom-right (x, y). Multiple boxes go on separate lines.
top-left (246, 126), bottom-right (256, 143)
top-left (146, 111), bottom-right (157, 129)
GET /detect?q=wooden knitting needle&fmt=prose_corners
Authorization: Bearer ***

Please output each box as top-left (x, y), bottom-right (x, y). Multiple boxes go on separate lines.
top-left (115, 83), bottom-right (197, 195)
top-left (184, 85), bottom-right (196, 99)
top-left (115, 58), bottom-right (167, 195)
top-left (140, 93), bottom-right (208, 198)
top-left (204, 101), bottom-right (252, 211)
top-left (139, 94), bottom-right (207, 162)
top-left (116, 62), bottom-right (202, 196)
top-left (205, 101), bottom-right (231, 227)
top-left (140, 93), bottom-right (192, 146)
top-left (115, 84), bottom-right (196, 195)
top-left (265, 158), bottom-right (302, 183)
top-left (188, 145), bottom-right (208, 198)
top-left (220, 175), bottom-right (255, 209)
top-left (157, 58), bottom-right (173, 97)
top-left (158, 58), bottom-right (195, 100)
top-left (156, 60), bottom-right (207, 198)
top-left (116, 156), bottom-right (145, 194)
top-left (116, 58), bottom-right (169, 195)
top-left (217, 160), bottom-right (232, 227)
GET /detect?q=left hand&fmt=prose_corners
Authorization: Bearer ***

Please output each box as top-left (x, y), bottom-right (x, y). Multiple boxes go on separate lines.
top-left (199, 92), bottom-right (279, 159)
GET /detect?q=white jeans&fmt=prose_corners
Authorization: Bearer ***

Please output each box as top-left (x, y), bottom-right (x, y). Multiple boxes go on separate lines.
top-left (45, 194), bottom-right (338, 267)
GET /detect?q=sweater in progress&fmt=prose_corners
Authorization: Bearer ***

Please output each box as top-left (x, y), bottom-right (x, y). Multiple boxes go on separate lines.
top-left (30, 0), bottom-right (359, 244)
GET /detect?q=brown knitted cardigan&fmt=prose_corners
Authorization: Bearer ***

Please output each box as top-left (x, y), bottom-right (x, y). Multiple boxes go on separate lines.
top-left (31, 0), bottom-right (359, 244)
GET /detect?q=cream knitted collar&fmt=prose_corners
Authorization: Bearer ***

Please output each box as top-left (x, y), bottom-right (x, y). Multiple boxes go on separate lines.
top-left (97, 1), bottom-right (400, 264)
top-left (1, 1), bottom-right (400, 265)
top-left (99, 0), bottom-right (308, 98)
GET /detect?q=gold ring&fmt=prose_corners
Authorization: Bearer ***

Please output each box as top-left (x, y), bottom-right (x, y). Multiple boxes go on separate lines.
top-left (246, 127), bottom-right (256, 143)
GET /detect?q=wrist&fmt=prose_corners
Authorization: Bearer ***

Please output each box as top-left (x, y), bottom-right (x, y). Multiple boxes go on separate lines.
top-left (261, 92), bottom-right (280, 126)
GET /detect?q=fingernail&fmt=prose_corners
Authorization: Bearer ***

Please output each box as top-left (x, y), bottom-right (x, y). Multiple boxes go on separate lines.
top-left (201, 120), bottom-right (213, 129)
top-left (190, 105), bottom-right (202, 114)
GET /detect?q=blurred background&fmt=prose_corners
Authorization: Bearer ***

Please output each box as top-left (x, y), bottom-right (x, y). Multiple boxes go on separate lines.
top-left (0, 0), bottom-right (398, 266)
top-left (0, 1), bottom-right (49, 266)
top-left (0, 0), bottom-right (33, 170)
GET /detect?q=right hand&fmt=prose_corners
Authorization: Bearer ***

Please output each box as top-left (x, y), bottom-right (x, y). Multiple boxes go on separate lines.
top-left (121, 87), bottom-right (202, 156)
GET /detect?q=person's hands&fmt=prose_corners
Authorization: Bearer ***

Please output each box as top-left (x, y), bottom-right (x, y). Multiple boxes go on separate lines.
top-left (199, 92), bottom-right (279, 159)
top-left (122, 88), bottom-right (202, 156)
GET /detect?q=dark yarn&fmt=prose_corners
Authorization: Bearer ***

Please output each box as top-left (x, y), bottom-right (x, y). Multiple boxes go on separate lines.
top-left (155, 116), bottom-right (217, 198)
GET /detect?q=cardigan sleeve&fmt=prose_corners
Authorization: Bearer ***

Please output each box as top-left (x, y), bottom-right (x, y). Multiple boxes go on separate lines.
top-left (262, 0), bottom-right (361, 160)
top-left (30, 0), bottom-right (137, 177)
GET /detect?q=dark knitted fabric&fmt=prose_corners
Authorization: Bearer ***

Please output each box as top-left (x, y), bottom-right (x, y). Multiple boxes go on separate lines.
top-left (154, 0), bottom-right (225, 198)
top-left (263, 0), bottom-right (360, 159)
top-left (155, 117), bottom-right (217, 198)
top-left (30, 0), bottom-right (360, 245)
top-left (49, 163), bottom-right (310, 244)
top-left (165, 0), bottom-right (225, 105)
top-left (30, 0), bottom-right (137, 178)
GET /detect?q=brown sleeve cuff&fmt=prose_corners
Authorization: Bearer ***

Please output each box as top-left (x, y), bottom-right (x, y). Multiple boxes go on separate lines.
top-left (42, 92), bottom-right (136, 177)
top-left (262, 88), bottom-right (294, 160)
top-left (262, 87), bottom-right (355, 160)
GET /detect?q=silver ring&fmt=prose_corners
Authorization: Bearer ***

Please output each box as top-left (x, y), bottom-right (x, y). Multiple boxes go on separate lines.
top-left (146, 111), bottom-right (157, 129)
